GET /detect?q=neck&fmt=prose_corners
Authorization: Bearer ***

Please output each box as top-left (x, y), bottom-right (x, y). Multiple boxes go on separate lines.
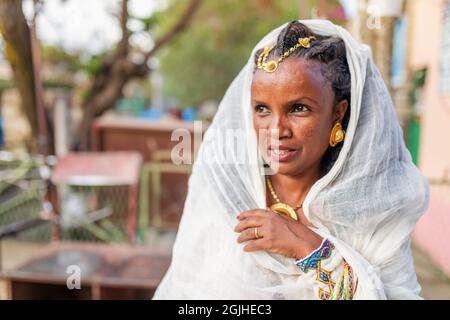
top-left (268, 164), bottom-right (321, 206)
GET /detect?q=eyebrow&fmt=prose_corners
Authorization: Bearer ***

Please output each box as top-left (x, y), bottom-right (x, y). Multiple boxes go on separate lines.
top-left (252, 96), bottom-right (320, 106)
top-left (286, 97), bottom-right (319, 106)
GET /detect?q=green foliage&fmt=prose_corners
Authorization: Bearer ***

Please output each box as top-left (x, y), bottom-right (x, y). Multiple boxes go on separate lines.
top-left (158, 0), bottom-right (300, 107)
top-left (0, 78), bottom-right (14, 90)
top-left (130, 11), bottom-right (162, 31)
top-left (41, 44), bottom-right (110, 78)
top-left (41, 45), bottom-right (80, 72)
top-left (78, 52), bottom-right (108, 76)
top-left (409, 68), bottom-right (427, 108)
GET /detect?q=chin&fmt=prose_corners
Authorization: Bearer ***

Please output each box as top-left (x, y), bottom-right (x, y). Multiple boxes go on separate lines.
top-left (265, 161), bottom-right (304, 176)
top-left (276, 165), bottom-right (303, 176)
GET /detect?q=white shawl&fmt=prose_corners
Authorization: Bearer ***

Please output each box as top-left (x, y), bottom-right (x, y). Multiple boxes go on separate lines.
top-left (153, 19), bottom-right (429, 300)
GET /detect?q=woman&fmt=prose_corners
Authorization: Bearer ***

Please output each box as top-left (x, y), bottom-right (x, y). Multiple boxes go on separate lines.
top-left (153, 20), bottom-right (429, 300)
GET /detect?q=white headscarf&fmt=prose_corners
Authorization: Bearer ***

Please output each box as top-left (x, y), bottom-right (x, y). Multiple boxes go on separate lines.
top-left (153, 20), bottom-right (429, 300)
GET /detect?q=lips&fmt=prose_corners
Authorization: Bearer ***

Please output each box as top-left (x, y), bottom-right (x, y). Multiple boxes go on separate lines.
top-left (267, 145), bottom-right (298, 162)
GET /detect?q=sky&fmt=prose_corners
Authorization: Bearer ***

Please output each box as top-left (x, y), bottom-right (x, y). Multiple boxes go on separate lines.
top-left (339, 0), bottom-right (358, 18)
top-left (22, 0), bottom-right (167, 54)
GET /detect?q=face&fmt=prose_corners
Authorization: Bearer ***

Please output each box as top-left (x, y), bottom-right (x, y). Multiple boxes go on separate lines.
top-left (251, 58), bottom-right (348, 177)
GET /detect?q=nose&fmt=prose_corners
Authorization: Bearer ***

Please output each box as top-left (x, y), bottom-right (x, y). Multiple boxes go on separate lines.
top-left (270, 114), bottom-right (292, 140)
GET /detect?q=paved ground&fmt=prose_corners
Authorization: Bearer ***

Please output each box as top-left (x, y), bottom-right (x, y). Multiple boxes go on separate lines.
top-left (1, 238), bottom-right (449, 299)
top-left (412, 243), bottom-right (450, 299)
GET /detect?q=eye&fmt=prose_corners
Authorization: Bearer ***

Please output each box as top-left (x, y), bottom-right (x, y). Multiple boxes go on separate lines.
top-left (290, 103), bottom-right (310, 113)
top-left (254, 104), bottom-right (270, 114)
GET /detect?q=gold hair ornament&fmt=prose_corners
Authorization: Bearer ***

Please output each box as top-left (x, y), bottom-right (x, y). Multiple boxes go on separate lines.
top-left (257, 36), bottom-right (316, 73)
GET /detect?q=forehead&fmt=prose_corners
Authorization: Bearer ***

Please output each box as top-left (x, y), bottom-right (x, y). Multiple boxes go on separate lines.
top-left (251, 58), bottom-right (333, 104)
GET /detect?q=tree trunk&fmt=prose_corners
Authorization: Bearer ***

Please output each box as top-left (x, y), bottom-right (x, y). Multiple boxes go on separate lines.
top-left (78, 58), bottom-right (148, 150)
top-left (0, 0), bottom-right (39, 152)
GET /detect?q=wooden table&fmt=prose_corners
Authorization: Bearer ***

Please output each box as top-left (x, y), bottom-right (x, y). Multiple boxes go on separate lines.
top-left (0, 242), bottom-right (171, 300)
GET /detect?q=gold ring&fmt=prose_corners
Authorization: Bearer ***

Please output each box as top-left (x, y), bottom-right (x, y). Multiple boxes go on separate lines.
top-left (254, 227), bottom-right (260, 239)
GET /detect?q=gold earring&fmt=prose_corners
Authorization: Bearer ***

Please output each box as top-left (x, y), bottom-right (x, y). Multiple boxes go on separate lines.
top-left (329, 122), bottom-right (345, 147)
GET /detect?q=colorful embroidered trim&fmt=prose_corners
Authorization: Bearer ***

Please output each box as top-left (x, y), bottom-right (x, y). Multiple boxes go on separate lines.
top-left (296, 239), bottom-right (335, 299)
top-left (330, 261), bottom-right (357, 300)
top-left (295, 239), bottom-right (357, 300)
top-left (316, 260), bottom-right (336, 300)
top-left (295, 239), bottom-right (334, 273)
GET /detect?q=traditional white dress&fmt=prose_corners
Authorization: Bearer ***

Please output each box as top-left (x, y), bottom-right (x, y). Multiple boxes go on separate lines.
top-left (153, 19), bottom-right (429, 300)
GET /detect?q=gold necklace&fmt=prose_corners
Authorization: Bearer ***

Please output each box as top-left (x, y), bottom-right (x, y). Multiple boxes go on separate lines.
top-left (265, 176), bottom-right (301, 221)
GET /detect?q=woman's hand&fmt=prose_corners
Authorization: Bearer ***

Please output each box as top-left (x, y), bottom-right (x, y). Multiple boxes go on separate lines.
top-left (234, 209), bottom-right (323, 260)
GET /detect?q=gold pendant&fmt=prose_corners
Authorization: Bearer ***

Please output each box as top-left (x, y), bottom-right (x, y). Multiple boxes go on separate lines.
top-left (269, 203), bottom-right (298, 221)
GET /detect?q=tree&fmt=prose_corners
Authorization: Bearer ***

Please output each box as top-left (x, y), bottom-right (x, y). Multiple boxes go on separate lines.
top-left (78, 0), bottom-right (203, 150)
top-left (158, 0), bottom-right (300, 107)
top-left (0, 0), bottom-right (203, 152)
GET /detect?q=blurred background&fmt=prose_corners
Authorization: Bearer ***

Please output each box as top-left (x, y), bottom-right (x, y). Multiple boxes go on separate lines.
top-left (0, 0), bottom-right (449, 299)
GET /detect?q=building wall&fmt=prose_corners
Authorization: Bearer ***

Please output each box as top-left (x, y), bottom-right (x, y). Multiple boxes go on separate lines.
top-left (411, 0), bottom-right (450, 178)
top-left (409, 0), bottom-right (450, 275)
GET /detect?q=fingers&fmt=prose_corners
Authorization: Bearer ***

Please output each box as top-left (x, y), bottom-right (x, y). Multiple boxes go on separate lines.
top-left (236, 228), bottom-right (268, 252)
top-left (237, 227), bottom-right (262, 243)
top-left (235, 209), bottom-right (318, 258)
top-left (234, 217), bottom-right (261, 233)
top-left (243, 239), bottom-right (267, 252)
top-left (236, 209), bottom-right (269, 221)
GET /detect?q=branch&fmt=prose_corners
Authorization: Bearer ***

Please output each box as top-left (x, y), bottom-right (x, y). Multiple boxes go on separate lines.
top-left (116, 0), bottom-right (129, 57)
top-left (32, 0), bottom-right (45, 21)
top-left (143, 0), bottom-right (202, 61)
